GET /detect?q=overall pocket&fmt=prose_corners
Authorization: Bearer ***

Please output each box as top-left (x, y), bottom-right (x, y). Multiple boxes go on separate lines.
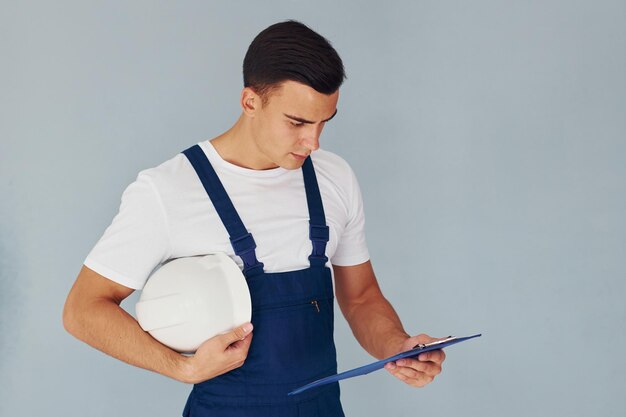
top-left (244, 297), bottom-right (337, 383)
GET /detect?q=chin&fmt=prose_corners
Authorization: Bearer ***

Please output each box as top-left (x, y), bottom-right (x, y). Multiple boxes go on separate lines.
top-left (283, 162), bottom-right (304, 170)
top-left (279, 158), bottom-right (305, 170)
top-left (269, 153), bottom-right (298, 169)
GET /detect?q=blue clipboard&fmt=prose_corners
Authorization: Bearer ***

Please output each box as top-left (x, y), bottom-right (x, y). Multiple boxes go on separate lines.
top-left (288, 333), bottom-right (481, 396)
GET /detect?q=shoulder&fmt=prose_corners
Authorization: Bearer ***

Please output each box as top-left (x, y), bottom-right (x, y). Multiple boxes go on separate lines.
top-left (310, 149), bottom-right (361, 208)
top-left (137, 151), bottom-right (189, 181)
top-left (131, 149), bottom-right (198, 197)
top-left (310, 148), bottom-right (356, 182)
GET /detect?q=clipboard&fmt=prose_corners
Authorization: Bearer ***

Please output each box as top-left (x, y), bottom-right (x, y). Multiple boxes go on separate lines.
top-left (288, 333), bottom-right (481, 396)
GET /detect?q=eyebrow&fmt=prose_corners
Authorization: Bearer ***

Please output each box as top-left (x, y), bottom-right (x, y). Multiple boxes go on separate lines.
top-left (284, 109), bottom-right (338, 124)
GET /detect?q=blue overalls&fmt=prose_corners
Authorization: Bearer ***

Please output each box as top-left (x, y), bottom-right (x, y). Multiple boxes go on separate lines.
top-left (181, 144), bottom-right (345, 417)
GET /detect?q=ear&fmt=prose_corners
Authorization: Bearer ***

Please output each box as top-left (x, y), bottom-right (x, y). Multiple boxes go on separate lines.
top-left (240, 87), bottom-right (259, 117)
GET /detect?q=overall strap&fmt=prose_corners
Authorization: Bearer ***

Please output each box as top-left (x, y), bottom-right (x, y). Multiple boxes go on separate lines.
top-left (301, 156), bottom-right (329, 267)
top-left (182, 144), bottom-right (264, 277)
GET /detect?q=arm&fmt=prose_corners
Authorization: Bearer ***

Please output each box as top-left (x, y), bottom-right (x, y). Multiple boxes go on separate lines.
top-left (62, 265), bottom-right (253, 384)
top-left (333, 260), bottom-right (445, 387)
top-left (333, 260), bottom-right (409, 359)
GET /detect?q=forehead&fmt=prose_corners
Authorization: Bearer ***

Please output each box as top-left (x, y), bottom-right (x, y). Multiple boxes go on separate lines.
top-left (267, 80), bottom-right (339, 116)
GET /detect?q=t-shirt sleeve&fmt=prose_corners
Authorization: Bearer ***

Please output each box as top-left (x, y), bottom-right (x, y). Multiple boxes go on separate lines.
top-left (331, 165), bottom-right (370, 266)
top-left (84, 171), bottom-right (170, 290)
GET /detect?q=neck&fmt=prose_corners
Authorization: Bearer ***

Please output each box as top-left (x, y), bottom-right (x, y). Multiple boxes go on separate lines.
top-left (210, 114), bottom-right (278, 170)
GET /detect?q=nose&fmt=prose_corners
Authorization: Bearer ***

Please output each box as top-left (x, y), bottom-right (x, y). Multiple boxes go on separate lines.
top-left (302, 137), bottom-right (319, 152)
top-left (301, 125), bottom-right (323, 152)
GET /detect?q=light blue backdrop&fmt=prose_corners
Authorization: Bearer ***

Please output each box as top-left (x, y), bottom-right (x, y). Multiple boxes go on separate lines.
top-left (1, 1), bottom-right (625, 416)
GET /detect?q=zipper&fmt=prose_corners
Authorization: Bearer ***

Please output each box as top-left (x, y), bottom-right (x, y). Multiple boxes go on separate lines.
top-left (254, 299), bottom-right (322, 313)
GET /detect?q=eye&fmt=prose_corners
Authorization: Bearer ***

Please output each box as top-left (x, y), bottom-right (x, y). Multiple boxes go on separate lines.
top-left (290, 121), bottom-right (304, 127)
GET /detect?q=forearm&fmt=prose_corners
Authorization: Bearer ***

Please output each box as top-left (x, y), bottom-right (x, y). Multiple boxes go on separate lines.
top-left (63, 299), bottom-right (191, 383)
top-left (343, 294), bottom-right (410, 360)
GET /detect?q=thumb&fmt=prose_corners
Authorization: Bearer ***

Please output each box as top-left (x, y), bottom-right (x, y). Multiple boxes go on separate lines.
top-left (221, 322), bottom-right (253, 346)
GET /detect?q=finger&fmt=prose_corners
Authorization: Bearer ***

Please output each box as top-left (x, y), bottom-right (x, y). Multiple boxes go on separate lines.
top-left (385, 361), bottom-right (398, 372)
top-left (226, 332), bottom-right (251, 349)
top-left (398, 358), bottom-right (442, 377)
top-left (221, 356), bottom-right (248, 375)
top-left (394, 365), bottom-right (422, 380)
top-left (385, 362), bottom-right (421, 377)
top-left (221, 323), bottom-right (254, 346)
top-left (418, 349), bottom-right (446, 364)
top-left (385, 363), bottom-right (433, 387)
top-left (412, 333), bottom-right (439, 344)
top-left (225, 334), bottom-right (253, 366)
top-left (240, 331), bottom-right (253, 350)
top-left (396, 368), bottom-right (435, 387)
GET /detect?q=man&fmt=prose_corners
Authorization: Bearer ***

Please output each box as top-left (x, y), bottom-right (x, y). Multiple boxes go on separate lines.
top-left (63, 20), bottom-right (445, 416)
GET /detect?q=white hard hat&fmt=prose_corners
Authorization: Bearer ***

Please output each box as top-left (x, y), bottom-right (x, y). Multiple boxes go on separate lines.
top-left (135, 252), bottom-right (251, 354)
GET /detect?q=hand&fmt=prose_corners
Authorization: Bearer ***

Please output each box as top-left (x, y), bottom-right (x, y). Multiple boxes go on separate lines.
top-left (384, 333), bottom-right (446, 388)
top-left (182, 323), bottom-right (254, 384)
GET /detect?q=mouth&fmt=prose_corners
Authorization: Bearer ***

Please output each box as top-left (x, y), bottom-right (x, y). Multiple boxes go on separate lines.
top-left (290, 152), bottom-right (309, 160)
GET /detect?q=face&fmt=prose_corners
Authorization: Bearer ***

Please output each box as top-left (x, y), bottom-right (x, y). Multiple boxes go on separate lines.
top-left (247, 80), bottom-right (339, 170)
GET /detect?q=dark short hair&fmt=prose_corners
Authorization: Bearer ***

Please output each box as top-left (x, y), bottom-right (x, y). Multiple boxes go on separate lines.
top-left (243, 20), bottom-right (346, 104)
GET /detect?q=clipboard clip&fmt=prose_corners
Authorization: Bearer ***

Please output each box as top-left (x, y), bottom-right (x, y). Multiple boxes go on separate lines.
top-left (412, 336), bottom-right (456, 350)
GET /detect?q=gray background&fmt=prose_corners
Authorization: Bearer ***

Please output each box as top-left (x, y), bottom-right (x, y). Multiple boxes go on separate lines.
top-left (1, 1), bottom-right (625, 416)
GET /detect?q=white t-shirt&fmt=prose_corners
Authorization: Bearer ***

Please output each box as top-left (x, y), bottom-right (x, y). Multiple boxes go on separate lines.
top-left (84, 141), bottom-right (370, 290)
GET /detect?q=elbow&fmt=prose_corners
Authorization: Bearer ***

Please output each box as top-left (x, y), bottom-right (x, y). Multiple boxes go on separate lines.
top-left (62, 300), bottom-right (74, 335)
top-left (62, 296), bottom-right (81, 336)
